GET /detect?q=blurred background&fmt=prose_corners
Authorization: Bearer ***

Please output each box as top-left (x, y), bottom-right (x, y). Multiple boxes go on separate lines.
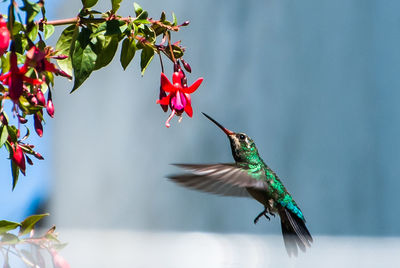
top-left (1, 0), bottom-right (400, 267)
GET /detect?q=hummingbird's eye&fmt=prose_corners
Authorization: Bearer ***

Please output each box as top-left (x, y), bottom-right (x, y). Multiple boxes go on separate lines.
top-left (239, 134), bottom-right (246, 141)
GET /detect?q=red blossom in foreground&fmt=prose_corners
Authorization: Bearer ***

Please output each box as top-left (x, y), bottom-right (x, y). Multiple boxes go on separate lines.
top-left (0, 16), bottom-right (10, 56)
top-left (50, 249), bottom-right (70, 268)
top-left (157, 71), bottom-right (203, 128)
top-left (0, 52), bottom-right (42, 102)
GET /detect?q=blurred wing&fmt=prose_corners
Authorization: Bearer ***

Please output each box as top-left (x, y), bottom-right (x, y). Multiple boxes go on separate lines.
top-left (168, 163), bottom-right (266, 197)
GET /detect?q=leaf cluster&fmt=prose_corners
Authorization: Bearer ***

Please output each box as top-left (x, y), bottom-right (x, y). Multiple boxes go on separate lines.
top-left (0, 214), bottom-right (66, 268)
top-left (56, 1), bottom-right (187, 92)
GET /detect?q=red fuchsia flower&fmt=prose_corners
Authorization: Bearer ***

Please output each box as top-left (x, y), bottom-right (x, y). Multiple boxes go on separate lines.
top-left (11, 142), bottom-right (26, 175)
top-left (25, 46), bottom-right (72, 80)
top-left (0, 16), bottom-right (10, 56)
top-left (0, 51), bottom-right (42, 103)
top-left (156, 71), bottom-right (203, 128)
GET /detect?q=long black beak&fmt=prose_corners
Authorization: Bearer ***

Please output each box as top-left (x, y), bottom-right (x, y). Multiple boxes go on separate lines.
top-left (202, 112), bottom-right (234, 135)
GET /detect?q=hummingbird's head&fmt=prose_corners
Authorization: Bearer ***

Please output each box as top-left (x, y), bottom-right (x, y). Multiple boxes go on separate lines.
top-left (202, 113), bottom-right (259, 163)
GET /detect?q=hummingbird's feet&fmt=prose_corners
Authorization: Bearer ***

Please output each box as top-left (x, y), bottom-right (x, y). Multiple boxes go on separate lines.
top-left (254, 208), bottom-right (271, 224)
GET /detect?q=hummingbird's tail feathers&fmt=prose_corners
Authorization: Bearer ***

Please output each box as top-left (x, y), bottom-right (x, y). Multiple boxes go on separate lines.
top-left (279, 207), bottom-right (313, 257)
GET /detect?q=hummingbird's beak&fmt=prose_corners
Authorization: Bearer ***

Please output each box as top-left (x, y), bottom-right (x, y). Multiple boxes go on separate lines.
top-left (202, 112), bottom-right (234, 136)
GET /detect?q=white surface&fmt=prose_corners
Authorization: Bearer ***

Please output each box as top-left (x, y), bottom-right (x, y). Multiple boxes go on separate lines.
top-left (58, 230), bottom-right (400, 268)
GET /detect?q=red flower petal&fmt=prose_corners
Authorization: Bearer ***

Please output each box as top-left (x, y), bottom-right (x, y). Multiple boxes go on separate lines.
top-left (160, 73), bottom-right (176, 93)
top-left (184, 102), bottom-right (193, 117)
top-left (156, 95), bottom-right (171, 105)
top-left (23, 76), bottom-right (42, 85)
top-left (183, 77), bottom-right (203, 94)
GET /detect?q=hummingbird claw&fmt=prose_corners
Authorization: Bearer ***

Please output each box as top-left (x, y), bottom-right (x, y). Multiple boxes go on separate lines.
top-left (253, 207), bottom-right (271, 224)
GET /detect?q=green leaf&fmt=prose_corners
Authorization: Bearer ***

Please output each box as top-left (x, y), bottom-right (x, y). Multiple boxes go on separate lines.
top-left (120, 37), bottom-right (136, 70)
top-left (0, 125), bottom-right (8, 147)
top-left (134, 10), bottom-right (149, 24)
top-left (111, 0), bottom-right (123, 12)
top-left (172, 12), bottom-right (177, 26)
top-left (81, 0), bottom-right (98, 8)
top-left (0, 220), bottom-right (21, 234)
top-left (138, 24), bottom-right (156, 43)
top-left (160, 11), bottom-right (166, 22)
top-left (21, 0), bottom-right (41, 24)
top-left (19, 214), bottom-right (49, 236)
top-left (133, 2), bottom-right (143, 16)
top-left (56, 25), bottom-right (79, 77)
top-left (71, 28), bottom-right (98, 92)
top-left (140, 45), bottom-right (154, 75)
top-left (27, 24), bottom-right (38, 41)
top-left (7, 125), bottom-right (18, 142)
top-left (1, 55), bottom-right (10, 73)
top-left (1, 233), bottom-right (20, 244)
top-left (44, 24), bottom-right (55, 40)
top-left (94, 35), bottom-right (119, 70)
top-left (90, 20), bottom-right (126, 39)
top-left (11, 22), bottom-right (23, 36)
top-left (11, 160), bottom-right (19, 191)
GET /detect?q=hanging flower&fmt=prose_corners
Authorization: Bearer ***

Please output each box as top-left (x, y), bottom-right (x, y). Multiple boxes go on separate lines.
top-left (0, 51), bottom-right (42, 103)
top-left (0, 16), bottom-right (10, 56)
top-left (25, 46), bottom-right (72, 80)
top-left (11, 142), bottom-right (26, 175)
top-left (157, 70), bottom-right (203, 128)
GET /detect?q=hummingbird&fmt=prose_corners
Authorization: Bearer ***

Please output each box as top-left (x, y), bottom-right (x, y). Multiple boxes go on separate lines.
top-left (168, 113), bottom-right (313, 256)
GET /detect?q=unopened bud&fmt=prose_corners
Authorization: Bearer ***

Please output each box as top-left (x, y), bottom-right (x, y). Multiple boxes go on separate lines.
top-left (34, 113), bottom-right (43, 137)
top-left (26, 155), bottom-right (33, 166)
top-left (36, 89), bottom-right (46, 106)
top-left (46, 90), bottom-right (54, 117)
top-left (12, 145), bottom-right (26, 175)
top-left (17, 129), bottom-right (20, 138)
top-left (34, 152), bottom-right (44, 160)
top-left (30, 96), bottom-right (38, 106)
top-left (181, 59), bottom-right (191, 73)
top-left (51, 54), bottom-right (68, 60)
top-left (180, 20), bottom-right (190, 26)
top-left (18, 115), bottom-right (28, 124)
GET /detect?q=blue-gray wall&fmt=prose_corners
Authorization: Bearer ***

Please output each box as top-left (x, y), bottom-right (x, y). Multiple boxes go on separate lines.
top-left (49, 0), bottom-right (400, 236)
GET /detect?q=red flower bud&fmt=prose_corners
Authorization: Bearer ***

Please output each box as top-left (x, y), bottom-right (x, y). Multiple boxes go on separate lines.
top-left (34, 152), bottom-right (44, 160)
top-left (18, 115), bottom-right (27, 124)
top-left (17, 129), bottom-right (20, 138)
top-left (180, 20), bottom-right (190, 26)
top-left (26, 155), bottom-right (33, 166)
top-left (30, 96), bottom-right (38, 106)
top-left (0, 16), bottom-right (10, 56)
top-left (12, 144), bottom-right (26, 174)
top-left (46, 90), bottom-right (54, 117)
top-left (36, 89), bottom-right (46, 106)
top-left (51, 54), bottom-right (68, 60)
top-left (34, 113), bottom-right (43, 137)
top-left (181, 59), bottom-right (191, 73)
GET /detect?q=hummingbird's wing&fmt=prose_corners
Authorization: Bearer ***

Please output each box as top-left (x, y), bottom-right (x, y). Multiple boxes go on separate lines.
top-left (168, 164), bottom-right (266, 197)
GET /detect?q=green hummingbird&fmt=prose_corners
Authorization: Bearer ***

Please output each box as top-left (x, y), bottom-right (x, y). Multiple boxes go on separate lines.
top-left (169, 113), bottom-right (313, 256)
